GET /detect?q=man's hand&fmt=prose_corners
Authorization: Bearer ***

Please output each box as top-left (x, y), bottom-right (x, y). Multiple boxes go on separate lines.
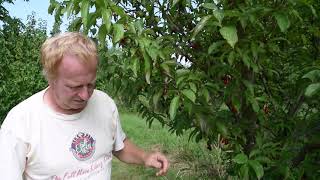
top-left (144, 152), bottom-right (169, 176)
top-left (113, 139), bottom-right (170, 176)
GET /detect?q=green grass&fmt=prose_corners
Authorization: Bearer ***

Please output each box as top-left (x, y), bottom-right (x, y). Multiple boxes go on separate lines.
top-left (111, 112), bottom-right (229, 180)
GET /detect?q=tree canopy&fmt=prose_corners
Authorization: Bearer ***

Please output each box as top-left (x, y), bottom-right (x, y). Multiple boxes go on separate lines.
top-left (1, 0), bottom-right (319, 178)
top-left (49, 0), bottom-right (320, 178)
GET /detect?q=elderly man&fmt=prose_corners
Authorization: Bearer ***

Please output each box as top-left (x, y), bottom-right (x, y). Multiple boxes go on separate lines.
top-left (0, 32), bottom-right (169, 179)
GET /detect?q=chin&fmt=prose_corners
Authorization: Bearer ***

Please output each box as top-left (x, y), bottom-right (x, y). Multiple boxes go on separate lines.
top-left (71, 103), bottom-right (87, 110)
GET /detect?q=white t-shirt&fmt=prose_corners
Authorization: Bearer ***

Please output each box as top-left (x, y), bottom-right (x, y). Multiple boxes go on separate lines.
top-left (0, 89), bottom-right (126, 180)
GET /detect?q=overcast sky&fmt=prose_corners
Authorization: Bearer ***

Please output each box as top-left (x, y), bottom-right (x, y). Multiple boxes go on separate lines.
top-left (4, 0), bottom-right (67, 33)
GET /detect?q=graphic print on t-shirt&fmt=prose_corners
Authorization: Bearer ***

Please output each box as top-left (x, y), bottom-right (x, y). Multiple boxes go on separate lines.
top-left (70, 132), bottom-right (96, 161)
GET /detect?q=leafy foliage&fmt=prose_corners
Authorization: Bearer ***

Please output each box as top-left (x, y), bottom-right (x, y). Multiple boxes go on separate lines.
top-left (0, 11), bottom-right (47, 123)
top-left (50, 0), bottom-right (320, 178)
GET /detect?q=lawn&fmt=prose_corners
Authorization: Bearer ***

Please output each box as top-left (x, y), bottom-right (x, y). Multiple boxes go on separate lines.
top-left (111, 112), bottom-right (229, 180)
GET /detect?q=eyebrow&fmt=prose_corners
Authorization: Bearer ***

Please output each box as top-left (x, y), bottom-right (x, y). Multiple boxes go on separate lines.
top-left (66, 78), bottom-right (97, 86)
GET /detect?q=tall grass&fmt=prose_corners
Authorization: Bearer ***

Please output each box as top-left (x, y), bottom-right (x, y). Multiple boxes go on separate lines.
top-left (111, 112), bottom-right (230, 180)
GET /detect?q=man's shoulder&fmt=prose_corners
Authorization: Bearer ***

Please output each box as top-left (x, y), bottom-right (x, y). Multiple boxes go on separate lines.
top-left (3, 89), bottom-right (45, 123)
top-left (89, 89), bottom-right (117, 112)
top-left (12, 90), bottom-right (45, 112)
top-left (91, 89), bottom-right (117, 106)
top-left (1, 89), bottom-right (45, 132)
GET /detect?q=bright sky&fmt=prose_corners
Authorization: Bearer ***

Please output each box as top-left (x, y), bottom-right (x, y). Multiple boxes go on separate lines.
top-left (4, 0), bottom-right (66, 33)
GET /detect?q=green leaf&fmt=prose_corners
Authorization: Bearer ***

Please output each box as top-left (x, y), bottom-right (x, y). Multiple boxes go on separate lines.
top-left (81, 0), bottom-right (90, 33)
top-left (169, 96), bottom-right (180, 120)
top-left (131, 57), bottom-right (140, 77)
top-left (302, 70), bottom-right (320, 82)
top-left (240, 164), bottom-right (249, 180)
top-left (101, 9), bottom-right (112, 33)
top-left (134, 19), bottom-right (144, 35)
top-left (202, 88), bottom-right (210, 103)
top-left (254, 156), bottom-right (272, 164)
top-left (305, 83), bottom-right (320, 97)
top-left (239, 16), bottom-right (248, 29)
top-left (182, 89), bottom-right (196, 103)
top-left (160, 63), bottom-right (170, 76)
top-left (224, 10), bottom-right (241, 17)
top-left (255, 96), bottom-right (267, 102)
top-left (163, 60), bottom-right (177, 66)
top-left (232, 96), bottom-right (241, 112)
top-left (48, 0), bottom-right (58, 14)
top-left (128, 22), bottom-right (136, 34)
top-left (69, 17), bottom-right (82, 31)
top-left (138, 38), bottom-right (152, 50)
top-left (110, 3), bottom-right (126, 18)
top-left (146, 45), bottom-right (158, 60)
top-left (73, 0), bottom-right (81, 14)
top-left (291, 9), bottom-right (303, 22)
top-left (202, 3), bottom-right (217, 10)
top-left (138, 95), bottom-right (150, 109)
top-left (192, 15), bottom-right (212, 39)
top-left (189, 82), bottom-right (197, 93)
top-left (87, 13), bottom-right (97, 29)
top-left (176, 76), bottom-right (188, 88)
top-left (219, 103), bottom-right (229, 111)
top-left (176, 69), bottom-right (190, 77)
top-left (248, 160), bottom-right (264, 179)
top-left (213, 10), bottom-right (224, 25)
top-left (233, 153), bottom-right (248, 164)
top-left (96, 0), bottom-right (107, 8)
top-left (251, 42), bottom-right (259, 59)
top-left (112, 24), bottom-right (124, 44)
top-left (251, 97), bottom-right (260, 113)
top-left (66, 1), bottom-right (73, 18)
top-left (274, 13), bottom-right (290, 32)
top-left (142, 51), bottom-right (151, 84)
top-left (98, 25), bottom-right (107, 47)
top-left (249, 149), bottom-right (260, 158)
top-left (228, 51), bottom-right (236, 65)
top-left (219, 26), bottom-right (238, 48)
top-left (153, 90), bottom-right (163, 111)
top-left (308, 5), bottom-right (318, 18)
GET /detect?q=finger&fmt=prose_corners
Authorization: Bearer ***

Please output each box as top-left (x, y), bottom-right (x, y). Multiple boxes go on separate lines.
top-left (153, 161), bottom-right (163, 169)
top-left (163, 157), bottom-right (169, 171)
top-left (156, 161), bottom-right (169, 176)
top-left (157, 155), bottom-right (169, 172)
top-left (156, 169), bottom-right (165, 176)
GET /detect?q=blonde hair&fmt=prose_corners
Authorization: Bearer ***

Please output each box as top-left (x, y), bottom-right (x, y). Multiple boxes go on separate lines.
top-left (41, 32), bottom-right (97, 80)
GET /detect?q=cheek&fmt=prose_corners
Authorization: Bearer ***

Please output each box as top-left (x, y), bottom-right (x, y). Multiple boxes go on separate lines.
top-left (61, 87), bottom-right (78, 99)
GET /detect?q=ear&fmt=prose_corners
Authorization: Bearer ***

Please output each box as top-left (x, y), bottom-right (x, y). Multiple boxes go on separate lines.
top-left (47, 77), bottom-right (56, 87)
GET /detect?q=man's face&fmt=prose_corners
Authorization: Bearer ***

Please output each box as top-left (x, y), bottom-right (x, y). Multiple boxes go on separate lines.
top-left (48, 55), bottom-right (97, 114)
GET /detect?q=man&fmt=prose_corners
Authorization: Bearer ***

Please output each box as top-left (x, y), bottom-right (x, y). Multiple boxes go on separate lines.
top-left (0, 32), bottom-right (169, 179)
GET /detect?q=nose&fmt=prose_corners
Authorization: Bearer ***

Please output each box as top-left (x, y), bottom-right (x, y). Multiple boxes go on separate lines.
top-left (78, 86), bottom-right (91, 101)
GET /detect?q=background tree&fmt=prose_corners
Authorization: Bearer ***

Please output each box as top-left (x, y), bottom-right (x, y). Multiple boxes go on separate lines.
top-left (0, 7), bottom-right (47, 122)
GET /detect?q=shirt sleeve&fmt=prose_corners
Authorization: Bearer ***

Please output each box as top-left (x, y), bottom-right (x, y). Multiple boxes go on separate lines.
top-left (0, 129), bottom-right (27, 180)
top-left (0, 106), bottom-right (29, 179)
top-left (112, 107), bottom-right (126, 151)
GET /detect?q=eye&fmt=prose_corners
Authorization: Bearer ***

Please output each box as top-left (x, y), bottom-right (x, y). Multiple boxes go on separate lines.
top-left (67, 85), bottom-right (82, 90)
top-left (88, 83), bottom-right (96, 89)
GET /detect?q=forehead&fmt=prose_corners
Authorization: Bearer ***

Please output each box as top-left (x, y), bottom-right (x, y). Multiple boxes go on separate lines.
top-left (56, 55), bottom-right (97, 82)
top-left (60, 54), bottom-right (96, 71)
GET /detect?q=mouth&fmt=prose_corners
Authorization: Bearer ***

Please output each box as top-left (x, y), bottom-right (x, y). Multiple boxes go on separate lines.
top-left (74, 100), bottom-right (87, 104)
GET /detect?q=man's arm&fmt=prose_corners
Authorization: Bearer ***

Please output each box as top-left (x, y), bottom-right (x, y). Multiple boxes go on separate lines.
top-left (113, 138), bottom-right (169, 176)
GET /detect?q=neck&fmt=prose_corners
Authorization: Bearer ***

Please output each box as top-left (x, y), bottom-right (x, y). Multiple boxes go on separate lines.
top-left (43, 87), bottom-right (82, 115)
